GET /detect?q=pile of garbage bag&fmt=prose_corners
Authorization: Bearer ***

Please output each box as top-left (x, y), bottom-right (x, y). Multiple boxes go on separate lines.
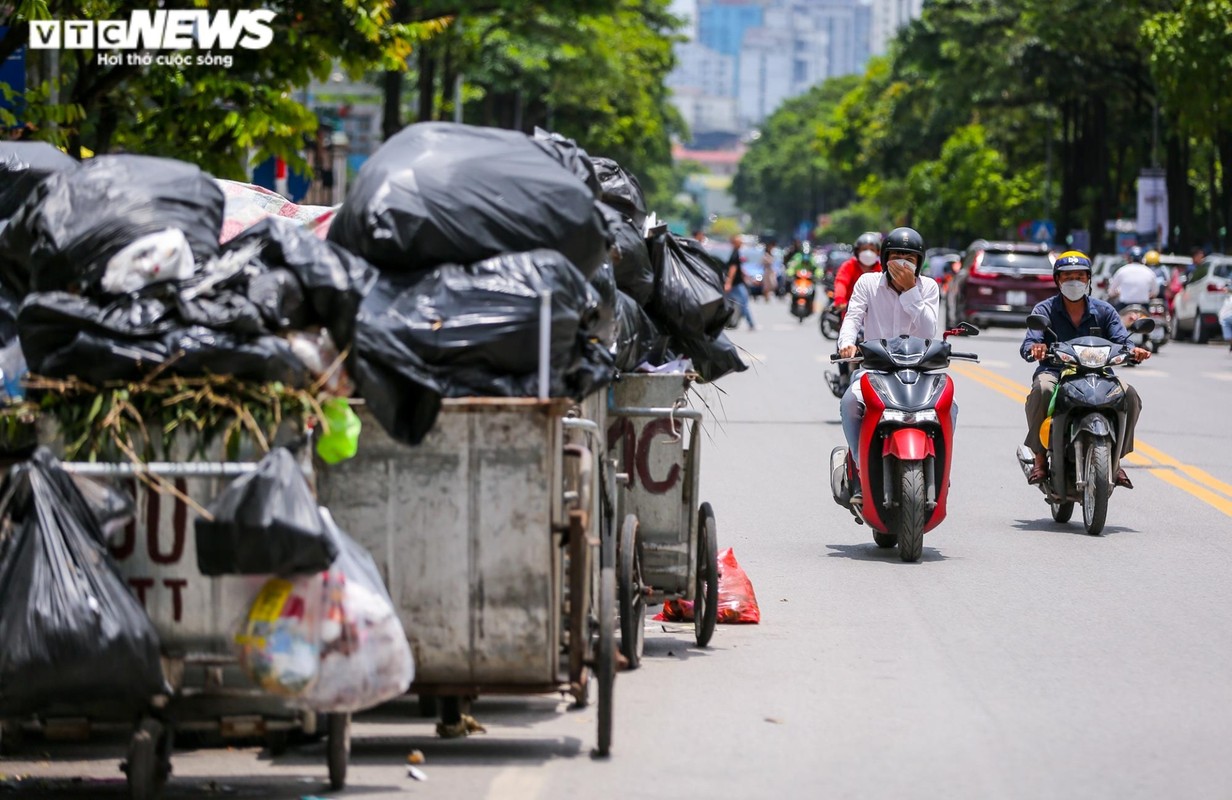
top-left (328, 122), bottom-right (613, 279)
top-left (0, 123), bottom-right (742, 456)
top-left (350, 249), bottom-right (615, 446)
top-left (0, 142), bottom-right (79, 230)
top-left (0, 449), bottom-right (168, 715)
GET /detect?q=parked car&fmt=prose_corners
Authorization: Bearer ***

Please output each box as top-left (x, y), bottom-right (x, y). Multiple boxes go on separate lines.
top-left (1171, 255), bottom-right (1231, 343)
top-left (948, 240), bottom-right (1055, 328)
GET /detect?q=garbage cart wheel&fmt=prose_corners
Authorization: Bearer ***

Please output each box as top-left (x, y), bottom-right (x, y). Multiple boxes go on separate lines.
top-left (618, 514), bottom-right (646, 669)
top-left (694, 502), bottom-right (719, 648)
top-left (595, 566), bottom-right (616, 757)
top-left (326, 713), bottom-right (350, 791)
top-left (125, 717), bottom-right (171, 800)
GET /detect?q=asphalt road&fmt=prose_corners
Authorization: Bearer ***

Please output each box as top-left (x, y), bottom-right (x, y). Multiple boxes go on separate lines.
top-left (5, 298), bottom-right (1232, 799)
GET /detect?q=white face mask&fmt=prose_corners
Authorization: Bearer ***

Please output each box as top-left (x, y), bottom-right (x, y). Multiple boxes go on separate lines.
top-left (1060, 280), bottom-right (1088, 301)
top-left (858, 250), bottom-right (878, 267)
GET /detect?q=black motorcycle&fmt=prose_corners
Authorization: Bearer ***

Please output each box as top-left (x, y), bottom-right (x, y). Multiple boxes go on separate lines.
top-left (1015, 312), bottom-right (1154, 535)
top-left (790, 268), bottom-right (817, 323)
top-left (819, 287), bottom-right (842, 340)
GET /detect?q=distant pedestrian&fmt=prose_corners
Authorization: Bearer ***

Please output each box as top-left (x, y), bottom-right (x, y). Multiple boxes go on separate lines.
top-left (725, 233), bottom-right (756, 331)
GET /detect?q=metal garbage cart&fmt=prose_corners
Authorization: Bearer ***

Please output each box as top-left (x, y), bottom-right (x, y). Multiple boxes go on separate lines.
top-left (316, 397), bottom-right (618, 755)
top-left (1, 440), bottom-right (353, 799)
top-left (606, 371), bottom-right (719, 669)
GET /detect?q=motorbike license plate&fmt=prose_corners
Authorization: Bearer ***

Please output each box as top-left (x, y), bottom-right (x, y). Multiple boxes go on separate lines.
top-left (1006, 290), bottom-right (1027, 306)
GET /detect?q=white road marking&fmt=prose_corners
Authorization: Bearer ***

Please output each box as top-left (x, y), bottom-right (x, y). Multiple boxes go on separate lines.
top-left (1126, 368), bottom-right (1168, 377)
top-left (1202, 371), bottom-right (1232, 381)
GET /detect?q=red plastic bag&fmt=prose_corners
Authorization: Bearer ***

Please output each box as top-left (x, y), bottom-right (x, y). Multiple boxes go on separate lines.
top-left (653, 548), bottom-right (760, 624)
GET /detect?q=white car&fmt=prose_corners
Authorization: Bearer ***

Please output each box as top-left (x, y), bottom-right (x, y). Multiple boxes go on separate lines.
top-left (1172, 255), bottom-right (1231, 343)
top-left (1090, 254), bottom-right (1124, 301)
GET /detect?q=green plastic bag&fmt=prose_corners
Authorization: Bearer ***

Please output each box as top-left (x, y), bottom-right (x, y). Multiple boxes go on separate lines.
top-left (316, 398), bottom-right (361, 465)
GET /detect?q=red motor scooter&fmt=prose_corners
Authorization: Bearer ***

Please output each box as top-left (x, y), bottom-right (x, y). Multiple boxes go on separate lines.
top-left (829, 324), bottom-right (980, 561)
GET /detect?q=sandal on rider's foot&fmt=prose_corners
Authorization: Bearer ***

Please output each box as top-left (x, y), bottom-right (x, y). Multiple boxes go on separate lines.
top-left (1114, 468), bottom-right (1134, 489)
top-left (1027, 465), bottom-right (1049, 485)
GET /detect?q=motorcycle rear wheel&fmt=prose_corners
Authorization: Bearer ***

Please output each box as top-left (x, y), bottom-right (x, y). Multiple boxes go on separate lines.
top-left (892, 460), bottom-right (928, 562)
top-left (1050, 500), bottom-right (1074, 523)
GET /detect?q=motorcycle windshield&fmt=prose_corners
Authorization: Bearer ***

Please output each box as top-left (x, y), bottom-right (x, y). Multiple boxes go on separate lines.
top-left (860, 335), bottom-right (950, 371)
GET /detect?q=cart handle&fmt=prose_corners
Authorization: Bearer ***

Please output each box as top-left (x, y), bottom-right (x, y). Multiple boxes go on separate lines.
top-left (60, 462), bottom-right (262, 478)
top-left (606, 405), bottom-right (703, 422)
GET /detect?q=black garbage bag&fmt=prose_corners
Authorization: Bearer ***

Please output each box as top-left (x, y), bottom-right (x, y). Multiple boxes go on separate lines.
top-left (328, 122), bottom-right (612, 278)
top-left (588, 261), bottom-right (618, 349)
top-left (648, 233), bottom-right (734, 339)
top-left (195, 447), bottom-right (338, 577)
top-left (226, 217), bottom-right (377, 349)
top-left (245, 267), bottom-right (309, 332)
top-left (532, 128), bottom-right (601, 198)
top-left (68, 474), bottom-right (135, 545)
top-left (17, 292), bottom-right (310, 387)
top-left (613, 290), bottom-right (668, 372)
top-left (0, 142), bottom-right (79, 222)
top-left (350, 249), bottom-right (617, 446)
top-left (672, 331), bottom-right (747, 383)
top-left (0, 449), bottom-right (168, 716)
top-left (0, 154), bottom-right (224, 296)
top-left (591, 157), bottom-right (647, 229)
top-left (612, 216), bottom-right (655, 306)
top-left (0, 284), bottom-right (19, 347)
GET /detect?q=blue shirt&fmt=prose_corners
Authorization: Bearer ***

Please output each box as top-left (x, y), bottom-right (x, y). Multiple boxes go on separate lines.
top-left (1020, 294), bottom-right (1131, 377)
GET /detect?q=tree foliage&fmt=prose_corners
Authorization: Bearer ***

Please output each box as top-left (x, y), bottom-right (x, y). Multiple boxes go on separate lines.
top-left (735, 0), bottom-right (1231, 252)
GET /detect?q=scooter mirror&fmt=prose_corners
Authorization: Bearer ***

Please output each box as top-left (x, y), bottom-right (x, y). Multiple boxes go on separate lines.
top-left (1026, 313), bottom-right (1050, 331)
top-left (1130, 316), bottom-right (1156, 334)
top-left (958, 321), bottom-right (980, 336)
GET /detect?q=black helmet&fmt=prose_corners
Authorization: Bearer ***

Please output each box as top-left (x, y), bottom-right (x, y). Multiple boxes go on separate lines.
top-left (854, 231), bottom-right (881, 251)
top-left (1127, 245), bottom-right (1145, 263)
top-left (881, 227), bottom-right (926, 276)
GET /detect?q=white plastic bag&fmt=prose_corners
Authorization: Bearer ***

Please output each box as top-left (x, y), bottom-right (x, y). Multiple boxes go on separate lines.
top-left (100, 228), bottom-right (195, 294)
top-left (234, 509), bottom-right (413, 711)
top-left (298, 510), bottom-right (414, 713)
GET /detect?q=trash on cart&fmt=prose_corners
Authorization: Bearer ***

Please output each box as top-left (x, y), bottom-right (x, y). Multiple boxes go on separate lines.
top-left (235, 509), bottom-right (414, 713)
top-left (0, 449), bottom-right (168, 716)
top-left (328, 121), bottom-right (613, 278)
top-left (195, 447), bottom-right (339, 577)
top-left (611, 215), bottom-right (655, 306)
top-left (647, 232), bottom-right (733, 340)
top-left (0, 141), bottom-right (79, 225)
top-left (590, 156), bottom-right (648, 230)
top-left (0, 154), bottom-right (225, 296)
top-left (215, 179), bottom-right (337, 244)
top-left (349, 248), bottom-right (616, 446)
top-left (613, 291), bottom-right (667, 372)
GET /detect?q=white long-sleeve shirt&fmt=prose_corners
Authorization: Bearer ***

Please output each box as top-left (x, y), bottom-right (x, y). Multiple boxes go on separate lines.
top-left (1109, 262), bottom-right (1159, 304)
top-left (837, 271), bottom-right (940, 349)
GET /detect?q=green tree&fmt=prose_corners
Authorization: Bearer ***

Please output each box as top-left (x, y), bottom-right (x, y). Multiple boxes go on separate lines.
top-left (906, 124), bottom-right (1041, 247)
top-left (732, 74), bottom-right (859, 234)
top-left (1143, 0), bottom-right (1232, 249)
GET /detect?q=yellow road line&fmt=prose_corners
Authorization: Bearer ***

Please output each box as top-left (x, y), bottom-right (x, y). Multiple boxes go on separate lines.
top-left (949, 362), bottom-right (1232, 515)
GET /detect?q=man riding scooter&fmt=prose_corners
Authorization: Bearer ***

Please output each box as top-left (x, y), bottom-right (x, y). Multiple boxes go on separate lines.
top-left (825, 232), bottom-right (882, 397)
top-left (1021, 250), bottom-right (1150, 489)
top-left (836, 227), bottom-right (942, 508)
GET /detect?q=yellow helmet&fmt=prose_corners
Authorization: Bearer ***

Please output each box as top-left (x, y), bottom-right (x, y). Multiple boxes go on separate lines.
top-left (1144, 249), bottom-right (1161, 266)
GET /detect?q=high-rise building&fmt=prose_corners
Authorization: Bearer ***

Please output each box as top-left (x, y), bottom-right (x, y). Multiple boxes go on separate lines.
top-left (668, 0), bottom-right (878, 136)
top-left (869, 0), bottom-right (923, 56)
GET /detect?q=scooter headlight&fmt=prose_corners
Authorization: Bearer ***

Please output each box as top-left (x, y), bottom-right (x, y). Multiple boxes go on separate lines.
top-left (1073, 345), bottom-right (1110, 368)
top-left (881, 409), bottom-right (939, 425)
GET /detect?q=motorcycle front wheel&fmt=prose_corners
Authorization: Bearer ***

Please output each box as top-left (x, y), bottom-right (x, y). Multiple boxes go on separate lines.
top-left (892, 460), bottom-right (928, 562)
top-left (1082, 439), bottom-right (1111, 535)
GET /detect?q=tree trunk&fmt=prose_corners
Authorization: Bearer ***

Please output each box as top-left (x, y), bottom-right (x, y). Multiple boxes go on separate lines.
top-left (382, 70), bottom-right (404, 141)
top-left (1165, 125), bottom-right (1188, 250)
top-left (1058, 100), bottom-right (1076, 241)
top-left (417, 45), bottom-right (437, 123)
top-left (1219, 129), bottom-right (1232, 252)
top-left (1090, 97), bottom-right (1110, 253)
